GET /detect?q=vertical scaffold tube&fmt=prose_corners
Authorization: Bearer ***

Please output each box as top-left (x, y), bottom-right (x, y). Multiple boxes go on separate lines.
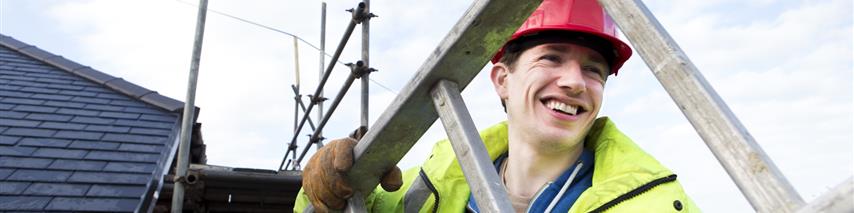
top-left (172, 0), bottom-right (208, 212)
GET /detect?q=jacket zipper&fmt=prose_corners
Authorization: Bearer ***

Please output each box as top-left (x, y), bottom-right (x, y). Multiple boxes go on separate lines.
top-left (419, 169), bottom-right (441, 213)
top-left (587, 174), bottom-right (678, 213)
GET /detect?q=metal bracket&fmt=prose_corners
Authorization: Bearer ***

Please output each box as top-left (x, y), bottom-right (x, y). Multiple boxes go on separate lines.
top-left (347, 2), bottom-right (377, 24)
top-left (346, 61), bottom-right (377, 79)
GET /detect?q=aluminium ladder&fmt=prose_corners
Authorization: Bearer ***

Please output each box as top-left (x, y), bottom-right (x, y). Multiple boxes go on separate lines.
top-left (172, 0), bottom-right (853, 212)
top-left (322, 0), bottom-right (853, 212)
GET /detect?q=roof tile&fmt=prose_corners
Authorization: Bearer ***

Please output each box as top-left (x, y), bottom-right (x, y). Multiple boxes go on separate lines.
top-left (118, 143), bottom-right (163, 153)
top-left (84, 125), bottom-right (129, 133)
top-left (19, 86), bottom-right (58, 94)
top-left (30, 94), bottom-right (73, 101)
top-left (102, 133), bottom-right (166, 144)
top-left (16, 45), bottom-right (55, 60)
top-left (68, 140), bottom-right (120, 151)
top-left (0, 85), bottom-right (22, 92)
top-left (103, 162), bottom-right (155, 173)
top-left (56, 108), bottom-right (100, 116)
top-left (18, 138), bottom-right (71, 148)
top-left (69, 96), bottom-right (110, 104)
top-left (48, 159), bottom-right (107, 171)
top-left (46, 56), bottom-right (86, 70)
top-left (0, 135), bottom-right (22, 145)
top-left (109, 99), bottom-right (148, 107)
top-left (0, 34), bottom-right (30, 48)
top-left (39, 122), bottom-right (87, 130)
top-left (45, 197), bottom-right (140, 212)
top-left (0, 118), bottom-right (41, 127)
top-left (71, 80), bottom-right (97, 86)
top-left (128, 127), bottom-right (172, 136)
top-left (0, 111), bottom-right (28, 119)
top-left (85, 151), bottom-right (159, 162)
top-left (12, 105), bottom-right (58, 113)
top-left (25, 113), bottom-right (73, 122)
top-left (53, 130), bottom-right (103, 140)
top-left (43, 100), bottom-right (86, 108)
top-left (53, 130), bottom-right (104, 140)
top-left (96, 93), bottom-right (131, 100)
top-left (57, 90), bottom-right (97, 97)
top-left (0, 75), bottom-right (37, 81)
top-left (123, 106), bottom-right (166, 114)
top-left (139, 114), bottom-right (177, 122)
top-left (34, 77), bottom-right (74, 85)
top-left (0, 103), bottom-right (14, 110)
top-left (104, 79), bottom-right (151, 98)
top-left (2, 97), bottom-right (43, 105)
top-left (22, 183), bottom-right (90, 196)
top-left (0, 90), bottom-right (35, 98)
top-left (98, 111), bottom-right (140, 119)
top-left (82, 85), bottom-right (112, 93)
top-left (83, 104), bottom-right (123, 112)
top-left (0, 168), bottom-right (13, 179)
top-left (70, 116), bottom-right (115, 125)
top-left (112, 119), bottom-right (173, 129)
top-left (0, 156), bottom-right (54, 169)
top-left (32, 148), bottom-right (88, 159)
top-left (43, 83), bottom-right (84, 91)
top-left (0, 146), bottom-right (36, 156)
top-left (4, 127), bottom-right (56, 137)
top-left (86, 185), bottom-right (146, 198)
top-left (0, 195), bottom-right (51, 210)
top-left (71, 67), bottom-right (116, 84)
top-left (6, 169), bottom-right (71, 182)
top-left (0, 181), bottom-right (29, 194)
top-left (67, 172), bottom-right (149, 184)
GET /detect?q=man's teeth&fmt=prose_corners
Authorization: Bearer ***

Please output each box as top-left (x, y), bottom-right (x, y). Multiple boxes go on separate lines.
top-left (547, 100), bottom-right (578, 115)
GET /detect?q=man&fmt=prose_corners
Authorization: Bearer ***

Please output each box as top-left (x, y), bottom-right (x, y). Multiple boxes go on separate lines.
top-left (296, 0), bottom-right (698, 212)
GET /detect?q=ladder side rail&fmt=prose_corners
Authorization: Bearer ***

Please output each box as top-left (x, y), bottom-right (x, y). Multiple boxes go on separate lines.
top-left (431, 80), bottom-right (514, 212)
top-left (342, 0), bottom-right (542, 210)
top-left (795, 177), bottom-right (854, 213)
top-left (279, 2), bottom-right (367, 171)
top-left (597, 0), bottom-right (805, 212)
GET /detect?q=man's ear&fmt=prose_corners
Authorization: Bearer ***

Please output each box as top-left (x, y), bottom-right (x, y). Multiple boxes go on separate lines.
top-left (490, 63), bottom-right (510, 101)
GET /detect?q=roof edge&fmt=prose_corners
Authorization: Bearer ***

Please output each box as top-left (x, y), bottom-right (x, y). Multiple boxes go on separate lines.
top-left (0, 33), bottom-right (186, 113)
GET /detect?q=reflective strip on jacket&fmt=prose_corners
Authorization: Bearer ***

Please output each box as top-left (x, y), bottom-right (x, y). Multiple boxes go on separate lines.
top-left (294, 117), bottom-right (701, 212)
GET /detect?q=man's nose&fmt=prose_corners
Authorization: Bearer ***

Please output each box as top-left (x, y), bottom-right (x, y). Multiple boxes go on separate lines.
top-left (555, 63), bottom-right (586, 95)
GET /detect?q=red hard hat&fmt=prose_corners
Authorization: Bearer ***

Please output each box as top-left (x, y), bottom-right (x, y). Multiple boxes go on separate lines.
top-left (491, 0), bottom-right (632, 75)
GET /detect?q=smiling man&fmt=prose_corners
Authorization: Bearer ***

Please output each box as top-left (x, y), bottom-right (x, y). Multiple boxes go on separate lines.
top-left (296, 0), bottom-right (698, 212)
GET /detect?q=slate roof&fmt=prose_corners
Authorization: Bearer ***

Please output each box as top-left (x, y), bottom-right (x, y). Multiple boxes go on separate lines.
top-left (0, 34), bottom-right (189, 212)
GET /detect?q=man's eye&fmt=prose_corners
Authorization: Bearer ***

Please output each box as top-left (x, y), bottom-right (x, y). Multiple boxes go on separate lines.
top-left (538, 55), bottom-right (562, 63)
top-left (583, 66), bottom-right (606, 78)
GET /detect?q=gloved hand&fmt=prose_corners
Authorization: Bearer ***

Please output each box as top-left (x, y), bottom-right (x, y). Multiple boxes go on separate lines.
top-left (303, 126), bottom-right (403, 212)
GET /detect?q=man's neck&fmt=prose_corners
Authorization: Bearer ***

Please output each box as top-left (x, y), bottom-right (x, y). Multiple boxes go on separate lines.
top-left (503, 133), bottom-right (584, 198)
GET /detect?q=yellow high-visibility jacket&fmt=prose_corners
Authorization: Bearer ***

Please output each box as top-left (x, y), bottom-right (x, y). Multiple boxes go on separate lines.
top-left (295, 117), bottom-right (700, 212)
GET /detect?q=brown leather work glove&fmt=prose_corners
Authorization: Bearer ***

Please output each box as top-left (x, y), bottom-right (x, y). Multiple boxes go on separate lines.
top-left (303, 126), bottom-right (403, 213)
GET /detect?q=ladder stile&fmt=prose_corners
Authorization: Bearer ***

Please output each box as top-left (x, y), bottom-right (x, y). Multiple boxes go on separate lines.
top-left (596, 0), bottom-right (805, 212)
top-left (431, 80), bottom-right (514, 212)
top-left (341, 0), bottom-right (541, 210)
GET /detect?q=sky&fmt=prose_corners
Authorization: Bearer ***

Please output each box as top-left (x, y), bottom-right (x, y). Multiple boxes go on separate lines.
top-left (1, 0), bottom-right (852, 212)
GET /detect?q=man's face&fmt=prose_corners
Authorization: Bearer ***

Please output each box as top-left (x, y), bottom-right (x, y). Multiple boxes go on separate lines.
top-left (491, 42), bottom-right (609, 149)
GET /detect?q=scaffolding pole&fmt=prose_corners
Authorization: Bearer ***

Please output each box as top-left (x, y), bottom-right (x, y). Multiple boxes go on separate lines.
top-left (279, 2), bottom-right (367, 170)
top-left (172, 0), bottom-right (208, 212)
top-left (317, 2), bottom-right (327, 150)
top-left (360, 0), bottom-right (372, 129)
